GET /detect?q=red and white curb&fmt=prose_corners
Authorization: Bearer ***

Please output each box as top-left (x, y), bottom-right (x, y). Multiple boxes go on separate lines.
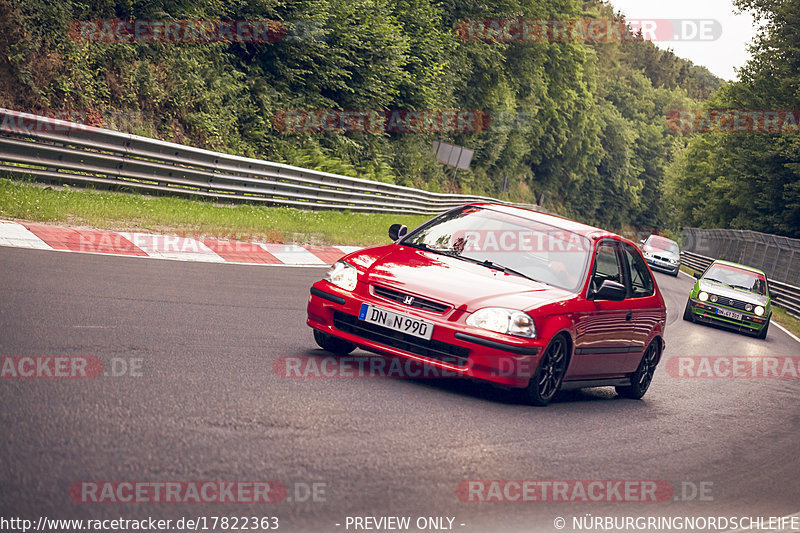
top-left (0, 220), bottom-right (360, 266)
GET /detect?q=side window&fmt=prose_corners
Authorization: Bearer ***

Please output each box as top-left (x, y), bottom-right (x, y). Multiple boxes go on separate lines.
top-left (591, 241), bottom-right (623, 294)
top-left (623, 244), bottom-right (654, 297)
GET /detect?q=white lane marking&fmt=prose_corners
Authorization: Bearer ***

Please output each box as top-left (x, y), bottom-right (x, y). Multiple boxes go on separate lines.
top-left (0, 220), bottom-right (51, 250)
top-left (261, 243), bottom-right (326, 265)
top-left (118, 232), bottom-right (225, 262)
top-left (724, 510), bottom-right (800, 532)
top-left (773, 321), bottom-right (800, 344)
top-left (680, 268), bottom-right (800, 345)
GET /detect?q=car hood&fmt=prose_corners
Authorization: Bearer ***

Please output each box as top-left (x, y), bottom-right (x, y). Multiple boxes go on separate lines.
top-left (348, 245), bottom-right (574, 311)
top-left (698, 280), bottom-right (769, 305)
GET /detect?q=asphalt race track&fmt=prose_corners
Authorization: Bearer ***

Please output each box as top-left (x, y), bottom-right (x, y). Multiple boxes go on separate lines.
top-left (1, 246), bottom-right (799, 532)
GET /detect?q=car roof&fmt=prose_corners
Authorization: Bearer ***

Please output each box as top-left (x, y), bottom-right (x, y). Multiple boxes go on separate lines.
top-left (710, 259), bottom-right (766, 276)
top-left (471, 202), bottom-right (623, 241)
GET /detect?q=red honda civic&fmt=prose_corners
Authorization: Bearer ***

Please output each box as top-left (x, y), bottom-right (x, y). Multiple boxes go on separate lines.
top-left (307, 203), bottom-right (667, 405)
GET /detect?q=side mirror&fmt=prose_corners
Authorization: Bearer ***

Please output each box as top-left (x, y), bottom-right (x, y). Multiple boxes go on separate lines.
top-left (389, 224), bottom-right (407, 241)
top-left (693, 272), bottom-right (702, 279)
top-left (591, 280), bottom-right (627, 301)
top-left (640, 239), bottom-right (646, 245)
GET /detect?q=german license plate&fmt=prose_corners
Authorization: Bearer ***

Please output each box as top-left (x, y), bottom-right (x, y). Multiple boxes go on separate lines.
top-left (715, 307), bottom-right (742, 320)
top-left (359, 304), bottom-right (433, 340)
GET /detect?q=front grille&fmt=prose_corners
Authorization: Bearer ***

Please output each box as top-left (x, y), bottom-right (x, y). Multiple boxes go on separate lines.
top-left (332, 311), bottom-right (469, 367)
top-left (712, 295), bottom-right (749, 311)
top-left (373, 285), bottom-right (450, 313)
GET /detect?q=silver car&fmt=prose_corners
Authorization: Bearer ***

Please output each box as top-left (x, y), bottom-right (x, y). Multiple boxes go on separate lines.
top-left (640, 235), bottom-right (680, 276)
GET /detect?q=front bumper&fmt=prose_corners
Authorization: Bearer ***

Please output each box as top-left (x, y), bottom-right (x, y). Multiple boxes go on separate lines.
top-left (688, 299), bottom-right (768, 334)
top-left (307, 281), bottom-right (544, 388)
top-left (645, 258), bottom-right (679, 274)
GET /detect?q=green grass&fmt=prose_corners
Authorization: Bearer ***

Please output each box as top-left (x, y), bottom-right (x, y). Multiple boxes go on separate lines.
top-left (771, 307), bottom-right (800, 338)
top-left (680, 264), bottom-right (800, 338)
top-left (0, 177), bottom-right (431, 247)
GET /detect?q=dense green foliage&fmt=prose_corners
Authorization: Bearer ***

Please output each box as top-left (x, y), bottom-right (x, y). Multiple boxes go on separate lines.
top-left (664, 0), bottom-right (800, 238)
top-left (0, 0), bottom-right (721, 229)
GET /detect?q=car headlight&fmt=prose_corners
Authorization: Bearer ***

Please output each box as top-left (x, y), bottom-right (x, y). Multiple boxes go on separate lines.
top-left (755, 306), bottom-right (765, 316)
top-left (466, 308), bottom-right (536, 338)
top-left (709, 294), bottom-right (718, 303)
top-left (698, 291), bottom-right (709, 302)
top-left (669, 258), bottom-right (679, 265)
top-left (325, 261), bottom-right (358, 291)
top-left (643, 251), bottom-right (652, 258)
top-left (745, 304), bottom-right (753, 312)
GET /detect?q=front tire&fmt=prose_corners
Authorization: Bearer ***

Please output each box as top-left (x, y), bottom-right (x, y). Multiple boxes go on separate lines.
top-left (616, 340), bottom-right (660, 399)
top-left (521, 334), bottom-right (569, 406)
top-left (682, 300), bottom-right (694, 322)
top-left (313, 329), bottom-right (356, 355)
top-left (756, 317), bottom-right (770, 339)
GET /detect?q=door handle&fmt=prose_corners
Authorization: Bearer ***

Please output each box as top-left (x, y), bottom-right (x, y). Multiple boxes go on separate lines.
top-left (626, 310), bottom-right (633, 321)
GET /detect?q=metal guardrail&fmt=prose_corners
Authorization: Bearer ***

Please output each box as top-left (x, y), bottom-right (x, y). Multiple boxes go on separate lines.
top-left (0, 108), bottom-right (543, 216)
top-left (683, 227), bottom-right (800, 286)
top-left (681, 250), bottom-right (800, 317)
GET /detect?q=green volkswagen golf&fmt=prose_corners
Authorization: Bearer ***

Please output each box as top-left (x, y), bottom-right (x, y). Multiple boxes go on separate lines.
top-left (683, 260), bottom-right (771, 339)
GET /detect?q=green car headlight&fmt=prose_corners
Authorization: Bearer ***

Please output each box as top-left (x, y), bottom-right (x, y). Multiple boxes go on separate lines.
top-left (698, 291), bottom-right (709, 302)
top-left (755, 306), bottom-right (765, 316)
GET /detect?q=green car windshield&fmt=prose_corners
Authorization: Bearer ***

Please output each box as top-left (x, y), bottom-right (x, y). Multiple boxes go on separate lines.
top-left (703, 264), bottom-right (767, 296)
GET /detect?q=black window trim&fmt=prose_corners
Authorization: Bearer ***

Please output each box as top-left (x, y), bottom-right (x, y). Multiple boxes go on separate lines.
top-left (621, 242), bottom-right (655, 299)
top-left (586, 238), bottom-right (629, 300)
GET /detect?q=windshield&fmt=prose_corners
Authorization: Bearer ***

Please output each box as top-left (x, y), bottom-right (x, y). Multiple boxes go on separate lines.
top-left (645, 236), bottom-right (679, 255)
top-left (703, 263), bottom-right (767, 295)
top-left (401, 206), bottom-right (592, 292)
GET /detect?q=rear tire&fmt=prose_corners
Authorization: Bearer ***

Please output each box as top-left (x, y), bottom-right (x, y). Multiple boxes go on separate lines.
top-left (313, 329), bottom-right (356, 355)
top-left (682, 300), bottom-right (694, 322)
top-left (616, 340), bottom-right (660, 400)
top-left (521, 334), bottom-right (569, 407)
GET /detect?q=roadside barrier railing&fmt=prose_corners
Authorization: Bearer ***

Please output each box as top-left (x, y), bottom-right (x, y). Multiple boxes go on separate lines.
top-left (0, 108), bottom-right (544, 216)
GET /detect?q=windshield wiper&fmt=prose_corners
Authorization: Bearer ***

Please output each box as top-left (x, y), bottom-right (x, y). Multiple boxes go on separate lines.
top-left (473, 259), bottom-right (539, 282)
top-left (406, 243), bottom-right (540, 283)
top-left (404, 242), bottom-right (462, 257)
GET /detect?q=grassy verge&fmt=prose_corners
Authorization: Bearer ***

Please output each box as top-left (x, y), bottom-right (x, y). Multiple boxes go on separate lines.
top-left (0, 177), bottom-right (431, 247)
top-left (680, 264), bottom-right (800, 339)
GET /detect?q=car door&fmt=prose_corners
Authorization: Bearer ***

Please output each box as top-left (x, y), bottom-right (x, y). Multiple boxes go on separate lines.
top-left (620, 242), bottom-right (659, 372)
top-left (569, 239), bottom-right (634, 379)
